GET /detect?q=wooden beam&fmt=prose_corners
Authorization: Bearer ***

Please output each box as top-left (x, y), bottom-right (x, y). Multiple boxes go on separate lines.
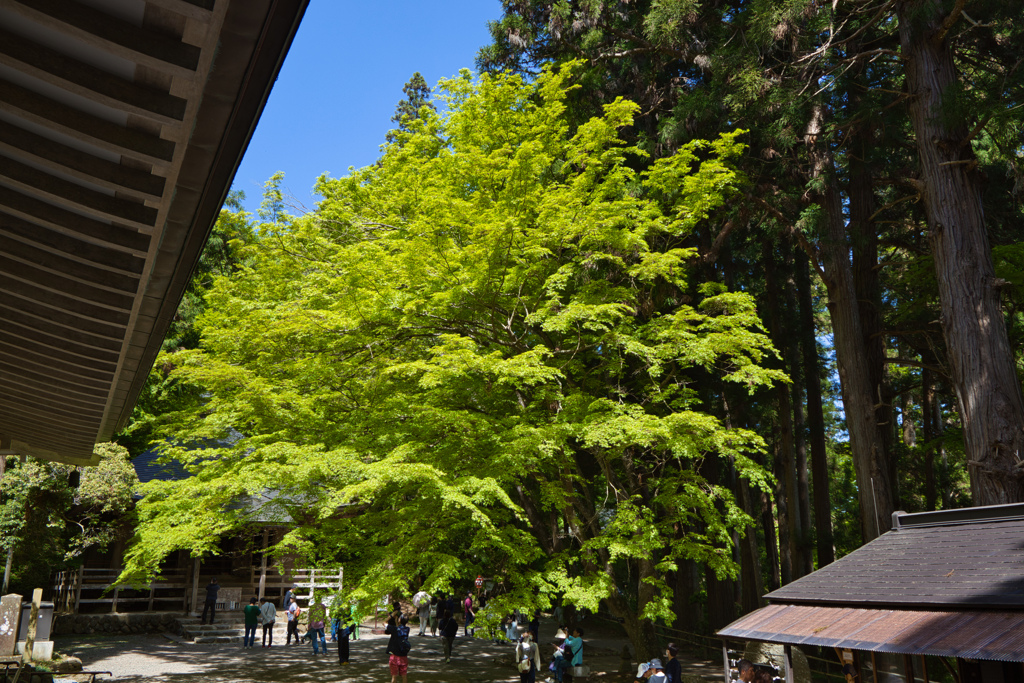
top-left (0, 212), bottom-right (147, 274)
top-left (0, 338), bottom-right (118, 381)
top-left (0, 122), bottom-right (165, 199)
top-left (0, 156), bottom-right (159, 228)
top-left (0, 395), bottom-right (105, 428)
top-left (0, 234), bottom-right (142, 295)
top-left (0, 362), bottom-right (110, 400)
top-left (0, 187), bottom-right (151, 253)
top-left (0, 255), bottom-right (138, 310)
top-left (0, 275), bottom-right (133, 328)
top-left (0, 27), bottom-right (189, 125)
top-left (144, 0), bottom-right (215, 22)
top-left (0, 78), bottom-right (176, 164)
top-left (190, 558), bottom-right (200, 616)
top-left (3, 0), bottom-right (202, 77)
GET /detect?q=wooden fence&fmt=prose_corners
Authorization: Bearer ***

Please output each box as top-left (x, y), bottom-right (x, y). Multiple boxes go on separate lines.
top-left (52, 567), bottom-right (189, 614)
top-left (52, 565), bottom-right (343, 614)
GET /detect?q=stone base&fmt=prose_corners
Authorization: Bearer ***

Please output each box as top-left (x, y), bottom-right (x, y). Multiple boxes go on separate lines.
top-left (51, 612), bottom-right (180, 636)
top-left (16, 640), bottom-right (53, 660)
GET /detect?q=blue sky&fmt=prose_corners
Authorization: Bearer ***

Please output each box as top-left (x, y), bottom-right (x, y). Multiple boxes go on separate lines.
top-left (231, 0), bottom-right (504, 215)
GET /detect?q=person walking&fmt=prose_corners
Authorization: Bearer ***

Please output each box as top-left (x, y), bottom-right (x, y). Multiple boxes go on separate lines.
top-left (440, 609), bottom-right (458, 663)
top-left (385, 613), bottom-right (411, 683)
top-left (308, 596), bottom-right (327, 655)
top-left (337, 618), bottom-right (354, 665)
top-left (664, 643), bottom-right (682, 683)
top-left (200, 577), bottom-right (219, 624)
top-left (505, 613), bottom-right (519, 642)
top-left (242, 597), bottom-right (260, 648)
top-left (259, 597), bottom-right (276, 647)
top-left (414, 590), bottom-right (431, 636)
top-left (429, 595), bottom-right (439, 636)
top-left (516, 632), bottom-right (542, 683)
top-left (463, 592), bottom-right (475, 636)
top-left (285, 596), bottom-right (301, 645)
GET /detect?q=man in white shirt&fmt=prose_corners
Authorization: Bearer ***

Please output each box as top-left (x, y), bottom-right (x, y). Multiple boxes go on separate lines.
top-left (286, 596), bottom-right (301, 645)
top-left (259, 597), bottom-right (277, 647)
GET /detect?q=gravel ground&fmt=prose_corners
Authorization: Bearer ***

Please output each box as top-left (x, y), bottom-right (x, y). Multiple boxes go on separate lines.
top-left (52, 616), bottom-right (722, 683)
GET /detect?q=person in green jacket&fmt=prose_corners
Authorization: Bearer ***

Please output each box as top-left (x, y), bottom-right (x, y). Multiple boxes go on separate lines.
top-left (243, 597), bottom-right (260, 648)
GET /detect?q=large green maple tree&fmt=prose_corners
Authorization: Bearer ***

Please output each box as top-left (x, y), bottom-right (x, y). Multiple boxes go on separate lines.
top-left (124, 65), bottom-right (785, 656)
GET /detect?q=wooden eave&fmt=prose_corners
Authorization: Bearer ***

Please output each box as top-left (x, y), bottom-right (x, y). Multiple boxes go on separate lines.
top-left (0, 0), bottom-right (308, 465)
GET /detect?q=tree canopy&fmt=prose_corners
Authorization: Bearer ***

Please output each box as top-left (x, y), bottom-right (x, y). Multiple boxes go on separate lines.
top-left (124, 65), bottom-right (788, 655)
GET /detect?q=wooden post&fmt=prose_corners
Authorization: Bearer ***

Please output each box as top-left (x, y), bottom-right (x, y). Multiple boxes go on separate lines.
top-left (23, 588), bottom-right (41, 663)
top-left (258, 528), bottom-right (268, 600)
top-left (338, 567), bottom-right (343, 595)
top-left (111, 583), bottom-right (120, 613)
top-left (0, 441), bottom-right (11, 596)
top-left (147, 582), bottom-right (156, 612)
top-left (190, 558), bottom-right (200, 616)
top-left (722, 642), bottom-right (732, 683)
top-left (308, 568), bottom-right (315, 604)
top-left (74, 565), bottom-right (83, 614)
top-left (783, 645), bottom-right (795, 683)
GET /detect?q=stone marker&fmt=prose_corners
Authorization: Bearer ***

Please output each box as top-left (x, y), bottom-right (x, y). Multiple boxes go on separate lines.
top-left (0, 593), bottom-right (22, 656)
top-left (23, 588), bottom-right (41, 663)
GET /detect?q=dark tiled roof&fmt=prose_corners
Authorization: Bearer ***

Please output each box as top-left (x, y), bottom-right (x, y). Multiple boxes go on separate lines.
top-left (766, 504), bottom-right (1024, 609)
top-left (132, 448), bottom-right (190, 485)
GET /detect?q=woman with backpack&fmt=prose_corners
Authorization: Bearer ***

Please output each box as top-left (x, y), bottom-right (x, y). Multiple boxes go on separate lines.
top-left (516, 632), bottom-right (542, 683)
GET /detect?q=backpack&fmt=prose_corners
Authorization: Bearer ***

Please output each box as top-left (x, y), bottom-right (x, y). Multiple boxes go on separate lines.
top-left (394, 631), bottom-right (411, 657)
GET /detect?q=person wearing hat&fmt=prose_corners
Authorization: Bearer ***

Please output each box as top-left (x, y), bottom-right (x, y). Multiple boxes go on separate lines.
top-left (516, 632), bottom-right (543, 683)
top-left (637, 658), bottom-right (668, 683)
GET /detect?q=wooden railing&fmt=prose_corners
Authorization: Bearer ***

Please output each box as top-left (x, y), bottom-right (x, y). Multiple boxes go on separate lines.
top-left (52, 567), bottom-right (189, 614)
top-left (53, 565), bottom-right (343, 614)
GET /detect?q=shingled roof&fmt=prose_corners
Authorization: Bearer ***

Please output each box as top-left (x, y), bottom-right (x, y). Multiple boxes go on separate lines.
top-left (765, 503), bottom-right (1024, 609)
top-left (718, 503), bottom-right (1024, 662)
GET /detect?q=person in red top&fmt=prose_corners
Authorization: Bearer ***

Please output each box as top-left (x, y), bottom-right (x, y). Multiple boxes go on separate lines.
top-left (463, 592), bottom-right (475, 636)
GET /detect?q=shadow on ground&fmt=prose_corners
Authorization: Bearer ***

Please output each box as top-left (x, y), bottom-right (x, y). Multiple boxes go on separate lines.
top-left (54, 616), bottom-right (723, 683)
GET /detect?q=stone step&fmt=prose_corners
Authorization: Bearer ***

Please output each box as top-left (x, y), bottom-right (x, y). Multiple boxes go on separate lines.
top-left (193, 634), bottom-right (242, 644)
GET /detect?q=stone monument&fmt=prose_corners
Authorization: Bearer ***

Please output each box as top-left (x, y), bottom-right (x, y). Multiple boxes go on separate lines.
top-left (0, 594), bottom-right (22, 656)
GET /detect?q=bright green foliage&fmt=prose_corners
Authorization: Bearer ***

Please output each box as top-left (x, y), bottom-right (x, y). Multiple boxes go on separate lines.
top-left (123, 65), bottom-right (784, 654)
top-left (0, 444), bottom-right (138, 595)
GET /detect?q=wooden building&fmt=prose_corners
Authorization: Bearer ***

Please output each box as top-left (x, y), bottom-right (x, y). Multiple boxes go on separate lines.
top-left (719, 503), bottom-right (1024, 683)
top-left (51, 449), bottom-right (342, 615)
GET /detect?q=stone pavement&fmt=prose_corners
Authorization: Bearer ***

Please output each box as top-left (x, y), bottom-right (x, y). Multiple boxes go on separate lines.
top-left (52, 615), bottom-right (723, 683)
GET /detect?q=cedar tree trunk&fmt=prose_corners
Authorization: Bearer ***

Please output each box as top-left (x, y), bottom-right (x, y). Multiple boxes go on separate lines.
top-left (897, 0), bottom-right (1024, 504)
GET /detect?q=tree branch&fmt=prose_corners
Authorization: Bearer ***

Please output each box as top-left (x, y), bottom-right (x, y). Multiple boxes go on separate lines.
top-left (934, 0), bottom-right (966, 45)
